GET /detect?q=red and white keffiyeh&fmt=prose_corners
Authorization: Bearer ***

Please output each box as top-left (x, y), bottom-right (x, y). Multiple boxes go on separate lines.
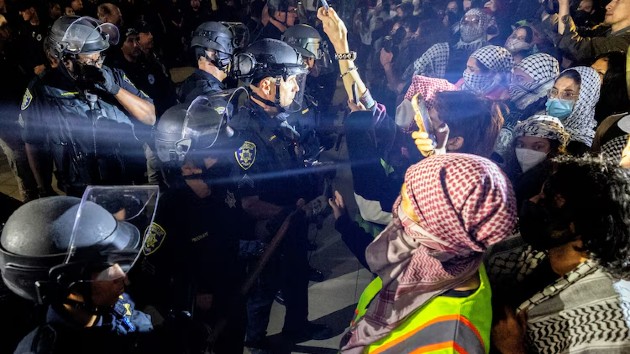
top-left (342, 153), bottom-right (517, 353)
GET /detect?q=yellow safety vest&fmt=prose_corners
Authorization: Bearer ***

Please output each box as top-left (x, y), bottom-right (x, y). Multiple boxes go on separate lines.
top-left (351, 265), bottom-right (492, 354)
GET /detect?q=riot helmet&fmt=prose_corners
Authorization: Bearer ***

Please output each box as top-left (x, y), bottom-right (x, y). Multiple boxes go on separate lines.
top-left (45, 16), bottom-right (119, 82)
top-left (282, 24), bottom-right (321, 59)
top-left (155, 90), bottom-right (242, 186)
top-left (282, 24), bottom-right (332, 75)
top-left (46, 15), bottom-right (118, 59)
top-left (267, 0), bottom-right (297, 13)
top-left (154, 90), bottom-right (240, 166)
top-left (0, 186), bottom-right (158, 306)
top-left (267, 0), bottom-right (299, 27)
top-left (191, 21), bottom-right (237, 72)
top-left (233, 38), bottom-right (308, 112)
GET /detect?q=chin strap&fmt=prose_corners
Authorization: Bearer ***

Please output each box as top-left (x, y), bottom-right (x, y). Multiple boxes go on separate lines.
top-left (250, 78), bottom-right (286, 113)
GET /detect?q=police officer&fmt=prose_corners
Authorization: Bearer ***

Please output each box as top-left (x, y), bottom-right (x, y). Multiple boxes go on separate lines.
top-left (0, 192), bottom-right (156, 353)
top-left (133, 95), bottom-right (247, 354)
top-left (107, 24), bottom-right (178, 117)
top-left (20, 16), bottom-right (156, 197)
top-left (15, 0), bottom-right (47, 76)
top-left (258, 0), bottom-right (298, 40)
top-left (178, 21), bottom-right (242, 103)
top-left (231, 38), bottom-right (331, 349)
top-left (282, 23), bottom-right (333, 161)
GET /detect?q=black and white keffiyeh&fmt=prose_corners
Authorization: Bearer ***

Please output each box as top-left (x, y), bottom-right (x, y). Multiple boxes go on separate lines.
top-left (406, 9), bottom-right (491, 81)
top-left (509, 53), bottom-right (559, 110)
top-left (561, 66), bottom-right (601, 147)
top-left (601, 135), bottom-right (629, 162)
top-left (461, 45), bottom-right (513, 93)
top-left (458, 8), bottom-right (492, 45)
top-left (471, 45), bottom-right (514, 74)
top-left (451, 9), bottom-right (491, 56)
top-left (514, 115), bottom-right (570, 147)
top-left (408, 42), bottom-right (450, 79)
top-left (486, 243), bottom-right (630, 354)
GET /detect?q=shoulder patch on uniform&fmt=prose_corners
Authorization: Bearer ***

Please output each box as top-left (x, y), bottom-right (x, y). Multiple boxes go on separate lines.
top-left (21, 89), bottom-right (32, 110)
top-left (122, 74), bottom-right (133, 85)
top-left (235, 141), bottom-right (256, 170)
top-left (143, 222), bottom-right (166, 256)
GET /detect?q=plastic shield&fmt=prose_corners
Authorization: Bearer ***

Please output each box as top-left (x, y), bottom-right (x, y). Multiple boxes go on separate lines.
top-left (283, 72), bottom-right (308, 113)
top-left (62, 16), bottom-right (119, 54)
top-left (184, 88), bottom-right (245, 150)
top-left (63, 185), bottom-right (159, 281)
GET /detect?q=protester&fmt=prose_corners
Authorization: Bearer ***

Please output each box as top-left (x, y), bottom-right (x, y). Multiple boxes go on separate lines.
top-left (545, 66), bottom-right (600, 155)
top-left (549, 0), bottom-right (630, 64)
top-left (504, 25), bottom-right (535, 64)
top-left (489, 156), bottom-right (630, 353)
top-left (591, 51), bottom-right (630, 123)
top-left (504, 115), bottom-right (569, 209)
top-left (457, 44), bottom-right (513, 100)
top-left (406, 8), bottom-right (494, 83)
top-left (338, 153), bottom-right (517, 353)
top-left (495, 53), bottom-right (560, 162)
top-left (2, 1), bottom-right (630, 353)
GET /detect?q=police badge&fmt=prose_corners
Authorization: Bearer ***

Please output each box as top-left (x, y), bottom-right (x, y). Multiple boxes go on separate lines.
top-left (143, 222), bottom-right (167, 255)
top-left (235, 141), bottom-right (256, 170)
top-left (21, 89), bottom-right (33, 111)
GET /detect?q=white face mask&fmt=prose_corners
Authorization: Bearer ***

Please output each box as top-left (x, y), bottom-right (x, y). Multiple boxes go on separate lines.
top-left (515, 148), bottom-right (548, 172)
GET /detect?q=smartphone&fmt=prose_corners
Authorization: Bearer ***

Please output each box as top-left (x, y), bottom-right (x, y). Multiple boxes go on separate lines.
top-left (410, 93), bottom-right (433, 137)
top-left (320, 0), bottom-right (330, 11)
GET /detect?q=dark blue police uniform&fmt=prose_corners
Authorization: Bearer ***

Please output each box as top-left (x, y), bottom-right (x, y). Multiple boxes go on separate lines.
top-left (19, 67), bottom-right (151, 196)
top-left (14, 294), bottom-right (153, 354)
top-left (178, 68), bottom-right (225, 104)
top-left (133, 181), bottom-right (246, 354)
top-left (229, 101), bottom-right (312, 343)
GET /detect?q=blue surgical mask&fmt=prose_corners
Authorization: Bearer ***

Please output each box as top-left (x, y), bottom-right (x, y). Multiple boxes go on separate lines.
top-left (545, 98), bottom-right (575, 120)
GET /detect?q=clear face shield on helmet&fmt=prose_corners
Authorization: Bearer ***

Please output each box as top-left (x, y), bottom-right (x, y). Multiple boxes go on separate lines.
top-left (278, 68), bottom-right (308, 113)
top-left (315, 40), bottom-right (333, 74)
top-left (184, 92), bottom-right (233, 149)
top-left (63, 185), bottom-right (159, 283)
top-left (297, 38), bottom-right (332, 76)
top-left (61, 16), bottom-right (119, 55)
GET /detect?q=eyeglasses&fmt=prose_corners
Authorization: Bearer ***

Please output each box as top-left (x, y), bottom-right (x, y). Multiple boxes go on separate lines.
top-left (547, 88), bottom-right (578, 100)
top-left (77, 53), bottom-right (106, 66)
top-left (462, 15), bottom-right (481, 24)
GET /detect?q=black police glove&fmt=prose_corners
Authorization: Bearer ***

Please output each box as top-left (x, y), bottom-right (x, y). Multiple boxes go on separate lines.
top-left (79, 65), bottom-right (121, 95)
top-left (94, 66), bottom-right (121, 95)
